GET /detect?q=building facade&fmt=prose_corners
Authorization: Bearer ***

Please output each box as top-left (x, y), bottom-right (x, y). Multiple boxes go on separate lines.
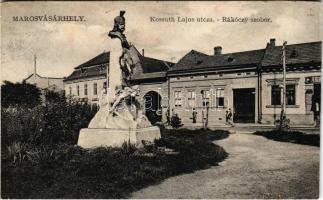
top-left (135, 39), bottom-right (321, 126)
top-left (64, 52), bottom-right (109, 105)
top-left (65, 39), bottom-right (321, 126)
top-left (64, 49), bottom-right (173, 110)
top-left (24, 73), bottom-right (64, 93)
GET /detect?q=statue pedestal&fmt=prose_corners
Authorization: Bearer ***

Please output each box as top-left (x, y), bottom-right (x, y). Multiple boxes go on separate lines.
top-left (77, 126), bottom-right (161, 148)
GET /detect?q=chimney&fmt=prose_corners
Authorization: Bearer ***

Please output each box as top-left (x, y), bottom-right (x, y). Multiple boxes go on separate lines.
top-left (214, 46), bottom-right (222, 55)
top-left (142, 49), bottom-right (145, 56)
top-left (269, 38), bottom-right (276, 47)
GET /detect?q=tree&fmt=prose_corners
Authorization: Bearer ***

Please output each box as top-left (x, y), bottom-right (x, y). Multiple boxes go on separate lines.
top-left (1, 81), bottom-right (41, 108)
top-left (44, 90), bottom-right (66, 103)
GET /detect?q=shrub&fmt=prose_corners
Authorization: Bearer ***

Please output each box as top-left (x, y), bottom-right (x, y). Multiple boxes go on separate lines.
top-left (170, 115), bottom-right (183, 128)
top-left (120, 140), bottom-right (137, 155)
top-left (26, 147), bottom-right (56, 165)
top-left (1, 101), bottom-right (98, 146)
top-left (254, 130), bottom-right (320, 147)
top-left (1, 129), bottom-right (229, 199)
top-left (1, 81), bottom-right (41, 109)
top-left (5, 142), bottom-right (29, 164)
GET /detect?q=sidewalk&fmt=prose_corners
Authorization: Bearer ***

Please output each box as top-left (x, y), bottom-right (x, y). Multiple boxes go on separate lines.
top-left (175, 123), bottom-right (320, 134)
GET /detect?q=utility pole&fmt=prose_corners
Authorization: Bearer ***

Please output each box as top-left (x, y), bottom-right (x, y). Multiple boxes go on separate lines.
top-left (280, 41), bottom-right (287, 128)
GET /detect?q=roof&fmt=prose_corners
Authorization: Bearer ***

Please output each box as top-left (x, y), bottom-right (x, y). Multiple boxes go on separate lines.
top-left (261, 41), bottom-right (322, 67)
top-left (65, 48), bottom-right (173, 82)
top-left (139, 56), bottom-right (173, 73)
top-left (131, 55), bottom-right (174, 80)
top-left (169, 41), bottom-right (321, 74)
top-left (64, 52), bottom-right (109, 81)
top-left (24, 73), bottom-right (64, 82)
top-left (131, 71), bottom-right (167, 80)
top-left (168, 50), bottom-right (209, 72)
top-left (64, 65), bottom-right (107, 82)
top-left (75, 52), bottom-right (109, 69)
top-left (169, 49), bottom-right (265, 73)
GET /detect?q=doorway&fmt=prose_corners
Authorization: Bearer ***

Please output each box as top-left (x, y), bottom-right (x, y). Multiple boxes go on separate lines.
top-left (144, 91), bottom-right (162, 124)
top-left (233, 88), bottom-right (256, 123)
top-left (312, 83), bottom-right (321, 125)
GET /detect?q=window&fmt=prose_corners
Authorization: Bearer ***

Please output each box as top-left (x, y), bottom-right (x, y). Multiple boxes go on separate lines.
top-left (84, 84), bottom-right (88, 96)
top-left (174, 91), bottom-right (182, 107)
top-left (271, 85), bottom-right (281, 105)
top-left (77, 85), bottom-right (80, 96)
top-left (103, 81), bottom-right (107, 94)
top-left (286, 85), bottom-right (296, 105)
top-left (271, 84), bottom-right (296, 106)
top-left (187, 90), bottom-right (196, 108)
top-left (69, 86), bottom-right (72, 96)
top-left (216, 88), bottom-right (225, 107)
top-left (93, 83), bottom-right (98, 95)
top-left (201, 90), bottom-right (210, 107)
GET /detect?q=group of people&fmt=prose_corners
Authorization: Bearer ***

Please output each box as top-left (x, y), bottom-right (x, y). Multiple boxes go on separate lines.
top-left (165, 107), bottom-right (234, 127)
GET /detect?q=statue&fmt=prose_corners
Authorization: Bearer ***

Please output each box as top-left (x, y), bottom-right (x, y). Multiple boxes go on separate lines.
top-left (78, 11), bottom-right (161, 148)
top-left (108, 10), bottom-right (129, 49)
top-left (108, 10), bottom-right (140, 88)
top-left (87, 11), bottom-right (151, 130)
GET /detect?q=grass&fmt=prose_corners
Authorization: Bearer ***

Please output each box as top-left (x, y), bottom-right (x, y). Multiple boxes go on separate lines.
top-left (254, 130), bottom-right (320, 147)
top-left (1, 129), bottom-right (229, 199)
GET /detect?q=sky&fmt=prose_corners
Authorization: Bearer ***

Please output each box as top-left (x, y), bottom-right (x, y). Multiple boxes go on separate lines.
top-left (1, 1), bottom-right (322, 83)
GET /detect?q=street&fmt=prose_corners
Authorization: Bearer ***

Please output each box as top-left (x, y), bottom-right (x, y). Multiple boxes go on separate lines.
top-left (131, 133), bottom-right (319, 199)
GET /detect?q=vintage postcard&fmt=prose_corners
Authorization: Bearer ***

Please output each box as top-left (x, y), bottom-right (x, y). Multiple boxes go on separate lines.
top-left (1, 1), bottom-right (321, 199)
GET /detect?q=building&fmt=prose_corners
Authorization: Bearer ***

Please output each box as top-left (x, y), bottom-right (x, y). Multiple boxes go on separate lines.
top-left (24, 73), bottom-right (64, 93)
top-left (260, 40), bottom-right (321, 125)
top-left (134, 39), bottom-right (321, 126)
top-left (64, 48), bottom-right (173, 109)
top-left (65, 39), bottom-right (321, 126)
top-left (63, 52), bottom-right (109, 105)
top-left (23, 55), bottom-right (64, 93)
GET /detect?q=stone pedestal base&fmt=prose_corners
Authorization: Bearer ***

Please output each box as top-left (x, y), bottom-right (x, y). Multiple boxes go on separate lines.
top-left (77, 126), bottom-right (161, 148)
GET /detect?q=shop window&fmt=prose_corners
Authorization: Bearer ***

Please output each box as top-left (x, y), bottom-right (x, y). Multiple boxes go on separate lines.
top-left (84, 84), bottom-right (88, 96)
top-left (271, 85), bottom-right (281, 105)
top-left (201, 90), bottom-right (210, 107)
top-left (77, 85), bottom-right (80, 96)
top-left (174, 91), bottom-right (182, 107)
top-left (216, 88), bottom-right (225, 107)
top-left (103, 81), bottom-right (107, 94)
top-left (187, 90), bottom-right (196, 108)
top-left (286, 85), bottom-right (296, 105)
top-left (93, 83), bottom-right (98, 95)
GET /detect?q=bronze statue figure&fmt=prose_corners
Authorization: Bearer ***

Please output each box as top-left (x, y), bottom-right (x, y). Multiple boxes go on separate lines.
top-left (108, 10), bottom-right (129, 49)
top-left (108, 10), bottom-right (141, 88)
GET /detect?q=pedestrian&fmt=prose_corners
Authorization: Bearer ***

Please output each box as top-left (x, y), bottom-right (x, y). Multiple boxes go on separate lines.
top-left (192, 108), bottom-right (197, 123)
top-left (165, 108), bottom-right (170, 125)
top-left (226, 108), bottom-right (233, 126)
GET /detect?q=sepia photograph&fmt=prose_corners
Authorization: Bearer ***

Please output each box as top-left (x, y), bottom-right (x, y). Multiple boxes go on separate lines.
top-left (1, 1), bottom-right (322, 199)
